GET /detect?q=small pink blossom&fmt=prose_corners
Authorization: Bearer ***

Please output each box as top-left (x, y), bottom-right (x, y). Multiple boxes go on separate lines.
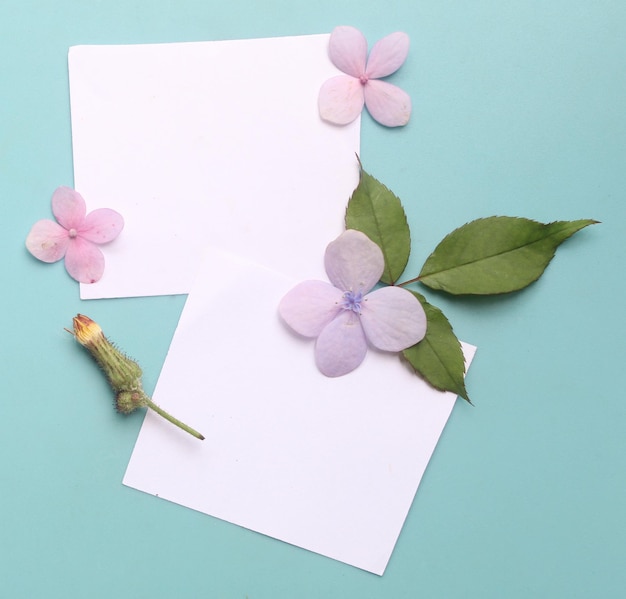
top-left (279, 229), bottom-right (426, 377)
top-left (319, 26), bottom-right (411, 127)
top-left (26, 186), bottom-right (124, 283)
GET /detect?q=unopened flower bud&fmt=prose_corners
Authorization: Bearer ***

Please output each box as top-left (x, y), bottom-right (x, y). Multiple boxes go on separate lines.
top-left (72, 314), bottom-right (144, 397)
top-left (70, 314), bottom-right (204, 440)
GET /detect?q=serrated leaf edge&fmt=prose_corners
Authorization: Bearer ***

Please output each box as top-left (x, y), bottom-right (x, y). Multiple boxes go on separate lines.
top-left (418, 217), bottom-right (598, 295)
top-left (402, 292), bottom-right (471, 402)
top-left (345, 167), bottom-right (411, 285)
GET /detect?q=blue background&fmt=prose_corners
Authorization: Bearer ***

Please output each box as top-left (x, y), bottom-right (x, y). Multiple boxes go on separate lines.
top-left (1, 1), bottom-right (624, 597)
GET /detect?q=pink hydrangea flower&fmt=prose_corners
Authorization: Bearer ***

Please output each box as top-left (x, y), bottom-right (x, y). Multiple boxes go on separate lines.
top-left (319, 26), bottom-right (411, 127)
top-left (279, 229), bottom-right (427, 377)
top-left (26, 186), bottom-right (124, 284)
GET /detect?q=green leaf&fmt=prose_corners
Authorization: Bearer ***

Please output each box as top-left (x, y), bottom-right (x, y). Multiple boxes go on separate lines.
top-left (345, 166), bottom-right (411, 285)
top-left (402, 292), bottom-right (470, 402)
top-left (418, 217), bottom-right (597, 295)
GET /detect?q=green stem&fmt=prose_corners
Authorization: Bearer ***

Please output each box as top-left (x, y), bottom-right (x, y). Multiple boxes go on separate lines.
top-left (144, 398), bottom-right (205, 441)
top-left (397, 276), bottom-right (421, 287)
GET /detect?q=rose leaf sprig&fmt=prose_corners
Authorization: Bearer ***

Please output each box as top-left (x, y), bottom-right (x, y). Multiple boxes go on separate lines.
top-left (280, 163), bottom-right (596, 402)
top-left (343, 164), bottom-right (597, 401)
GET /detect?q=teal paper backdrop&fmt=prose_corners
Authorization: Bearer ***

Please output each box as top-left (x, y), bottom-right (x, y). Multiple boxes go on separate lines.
top-left (1, 1), bottom-right (624, 597)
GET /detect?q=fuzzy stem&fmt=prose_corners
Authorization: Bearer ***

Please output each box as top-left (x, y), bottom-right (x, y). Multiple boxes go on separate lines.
top-left (144, 398), bottom-right (205, 441)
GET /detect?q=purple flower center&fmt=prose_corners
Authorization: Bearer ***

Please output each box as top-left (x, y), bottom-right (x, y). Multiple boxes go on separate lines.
top-left (359, 74), bottom-right (369, 85)
top-left (68, 228), bottom-right (78, 239)
top-left (341, 290), bottom-right (363, 314)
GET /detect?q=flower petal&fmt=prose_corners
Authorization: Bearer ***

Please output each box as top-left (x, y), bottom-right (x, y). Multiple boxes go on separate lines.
top-left (51, 186), bottom-right (87, 230)
top-left (279, 280), bottom-right (344, 337)
top-left (64, 237), bottom-right (105, 283)
top-left (328, 25), bottom-right (368, 77)
top-left (25, 219), bottom-right (69, 262)
top-left (364, 80), bottom-right (411, 127)
top-left (360, 286), bottom-right (427, 351)
top-left (365, 32), bottom-right (410, 79)
top-left (315, 310), bottom-right (368, 377)
top-left (80, 208), bottom-right (125, 244)
top-left (324, 229), bottom-right (384, 293)
top-left (319, 75), bottom-right (365, 125)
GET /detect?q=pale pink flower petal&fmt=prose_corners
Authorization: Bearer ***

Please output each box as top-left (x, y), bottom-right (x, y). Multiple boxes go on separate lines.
top-left (364, 79), bottom-right (412, 127)
top-left (324, 229), bottom-right (384, 293)
top-left (319, 27), bottom-right (411, 128)
top-left (52, 186), bottom-right (87, 231)
top-left (318, 75), bottom-right (365, 125)
top-left (328, 25), bottom-right (368, 78)
top-left (25, 220), bottom-right (69, 263)
top-left (64, 236), bottom-right (105, 283)
top-left (360, 286), bottom-right (427, 351)
top-left (27, 186), bottom-right (124, 283)
top-left (80, 208), bottom-right (125, 243)
top-left (315, 310), bottom-right (368, 377)
top-left (365, 32), bottom-right (410, 79)
top-left (279, 280), bottom-right (344, 337)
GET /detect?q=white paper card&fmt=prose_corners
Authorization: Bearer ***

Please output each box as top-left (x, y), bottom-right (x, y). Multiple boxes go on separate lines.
top-left (68, 34), bottom-right (360, 299)
top-left (123, 249), bottom-right (476, 575)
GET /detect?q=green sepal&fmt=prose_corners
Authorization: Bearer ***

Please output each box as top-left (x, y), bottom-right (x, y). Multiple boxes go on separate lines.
top-left (402, 292), bottom-right (470, 402)
top-left (345, 165), bottom-right (411, 285)
top-left (418, 217), bottom-right (598, 295)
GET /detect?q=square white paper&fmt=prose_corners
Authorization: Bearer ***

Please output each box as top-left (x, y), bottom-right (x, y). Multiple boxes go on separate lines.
top-left (68, 34), bottom-right (360, 299)
top-left (123, 249), bottom-right (476, 575)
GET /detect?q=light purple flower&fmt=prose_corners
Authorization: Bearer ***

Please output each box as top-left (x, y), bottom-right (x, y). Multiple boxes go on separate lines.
top-left (279, 229), bottom-right (427, 377)
top-left (319, 25), bottom-right (411, 127)
top-left (26, 186), bottom-right (124, 283)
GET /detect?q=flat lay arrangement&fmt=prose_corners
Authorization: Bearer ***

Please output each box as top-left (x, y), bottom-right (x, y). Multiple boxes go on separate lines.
top-left (23, 26), bottom-right (597, 575)
top-left (6, 3), bottom-right (624, 598)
